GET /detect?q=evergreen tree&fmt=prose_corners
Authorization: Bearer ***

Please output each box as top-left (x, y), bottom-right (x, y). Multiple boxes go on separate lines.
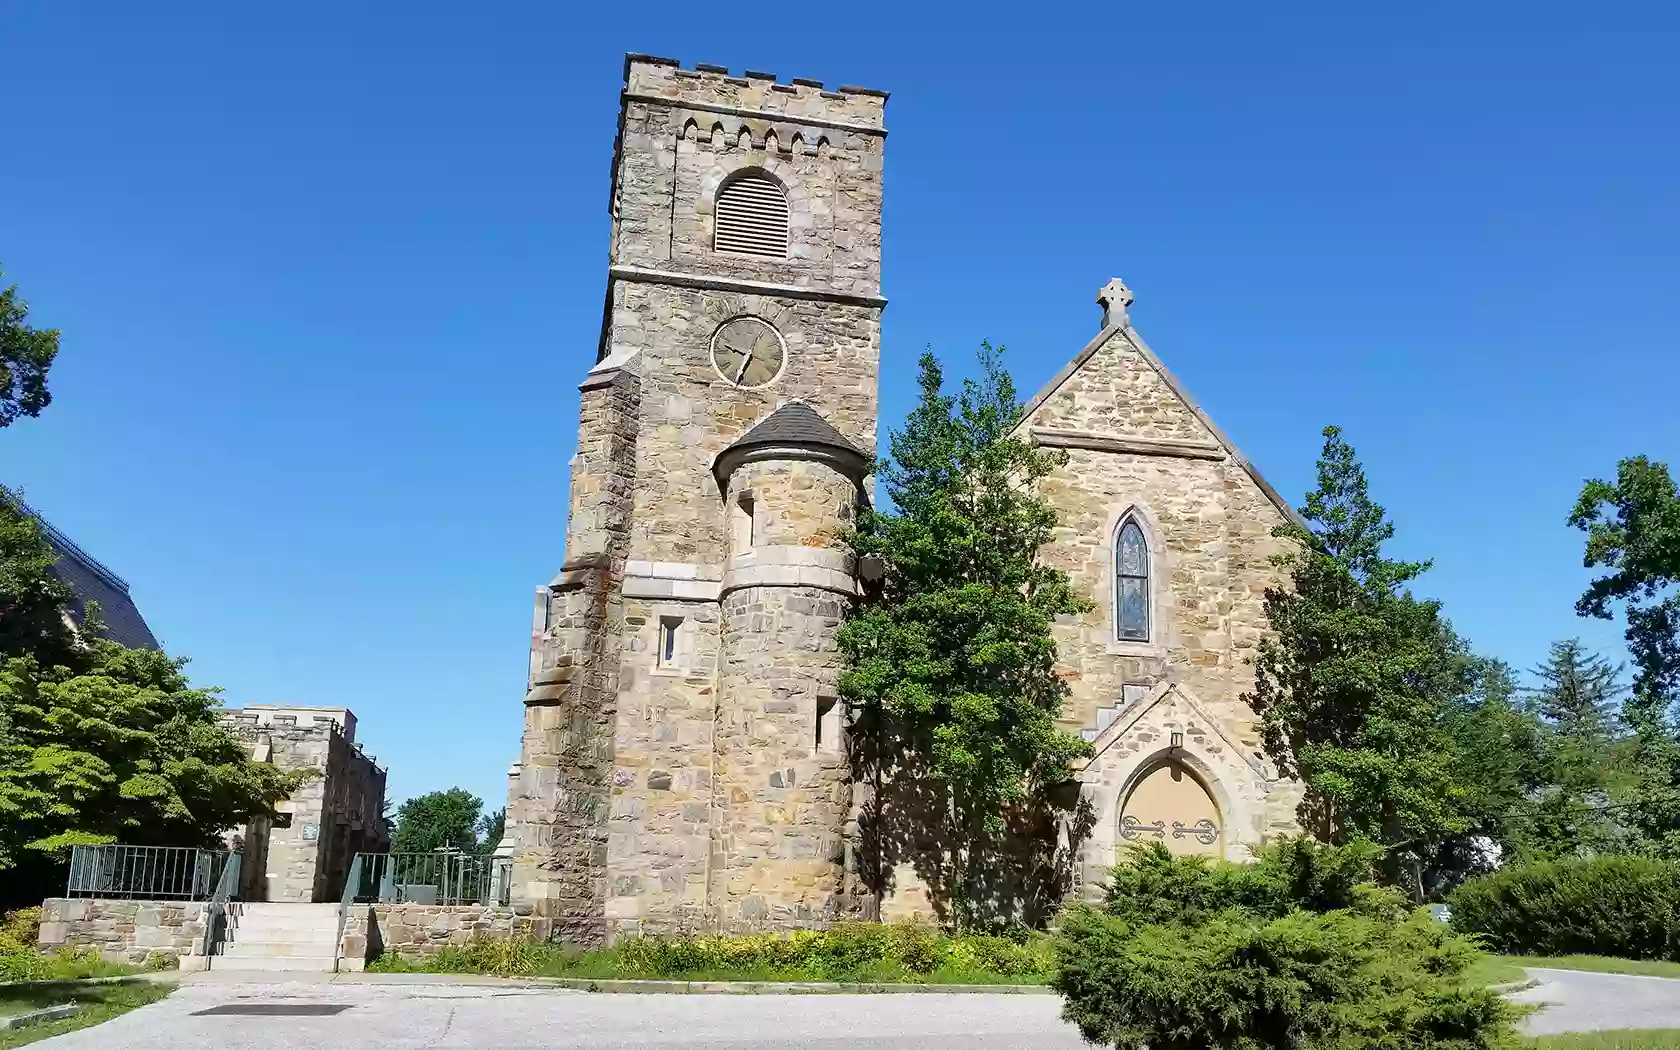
top-left (838, 344), bottom-right (1090, 924)
top-left (1570, 455), bottom-right (1680, 858)
top-left (1527, 639), bottom-right (1625, 739)
top-left (1245, 426), bottom-right (1473, 894)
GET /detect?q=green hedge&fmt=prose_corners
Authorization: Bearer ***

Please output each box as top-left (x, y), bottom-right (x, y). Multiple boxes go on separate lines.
top-left (1447, 855), bottom-right (1680, 960)
top-left (1053, 840), bottom-right (1519, 1050)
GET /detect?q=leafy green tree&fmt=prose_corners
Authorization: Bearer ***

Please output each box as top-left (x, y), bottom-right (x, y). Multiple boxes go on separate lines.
top-left (0, 491), bottom-right (78, 669)
top-left (0, 489), bottom-right (299, 907)
top-left (1571, 455), bottom-right (1680, 858)
top-left (391, 787), bottom-right (484, 854)
top-left (838, 344), bottom-right (1090, 924)
top-left (1430, 657), bottom-right (1546, 885)
top-left (0, 270), bottom-right (58, 428)
top-left (477, 807), bottom-right (506, 860)
top-left (1245, 426), bottom-right (1474, 894)
top-left (0, 640), bottom-right (301, 871)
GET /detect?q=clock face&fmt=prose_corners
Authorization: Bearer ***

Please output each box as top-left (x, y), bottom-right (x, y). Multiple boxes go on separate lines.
top-left (711, 317), bottom-right (786, 389)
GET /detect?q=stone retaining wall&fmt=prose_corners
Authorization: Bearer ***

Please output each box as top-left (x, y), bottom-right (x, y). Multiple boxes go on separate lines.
top-left (36, 898), bottom-right (211, 969)
top-left (342, 903), bottom-right (547, 966)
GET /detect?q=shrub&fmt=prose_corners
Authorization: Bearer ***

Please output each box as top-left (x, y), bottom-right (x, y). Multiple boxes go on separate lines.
top-left (1447, 855), bottom-right (1680, 960)
top-left (1053, 840), bottom-right (1520, 1050)
top-left (370, 918), bottom-right (1058, 983)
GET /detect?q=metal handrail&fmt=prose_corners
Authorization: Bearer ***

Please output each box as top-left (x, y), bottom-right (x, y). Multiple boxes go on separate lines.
top-left (345, 851), bottom-right (503, 906)
top-left (66, 845), bottom-right (233, 901)
top-left (334, 853), bottom-right (364, 971)
top-left (200, 852), bottom-right (242, 957)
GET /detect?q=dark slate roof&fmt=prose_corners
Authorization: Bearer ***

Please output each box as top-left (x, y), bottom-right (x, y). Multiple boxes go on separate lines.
top-left (727, 402), bottom-right (863, 457)
top-left (4, 489), bottom-right (160, 650)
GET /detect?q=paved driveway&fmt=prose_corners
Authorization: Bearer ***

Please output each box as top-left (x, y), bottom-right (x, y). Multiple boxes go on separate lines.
top-left (38, 977), bottom-right (1090, 1050)
top-left (38, 967), bottom-right (1680, 1047)
top-left (1514, 968), bottom-right (1680, 1036)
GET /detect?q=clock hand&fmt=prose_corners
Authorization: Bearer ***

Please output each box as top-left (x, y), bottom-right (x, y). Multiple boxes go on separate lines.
top-left (733, 349), bottom-right (752, 384)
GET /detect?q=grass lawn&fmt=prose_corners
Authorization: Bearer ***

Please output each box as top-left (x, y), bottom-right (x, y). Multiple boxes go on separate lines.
top-left (0, 981), bottom-right (172, 1049)
top-left (1467, 954), bottom-right (1680, 987)
top-left (1529, 1033), bottom-right (1680, 1049)
top-left (1511, 957), bottom-right (1680, 980)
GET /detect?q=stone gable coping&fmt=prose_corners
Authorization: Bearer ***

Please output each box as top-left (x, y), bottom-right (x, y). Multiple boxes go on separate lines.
top-left (1080, 680), bottom-right (1266, 778)
top-left (1018, 316), bottom-right (1301, 527)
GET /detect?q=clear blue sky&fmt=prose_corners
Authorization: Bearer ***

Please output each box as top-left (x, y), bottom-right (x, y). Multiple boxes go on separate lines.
top-left (4, 4), bottom-right (1676, 811)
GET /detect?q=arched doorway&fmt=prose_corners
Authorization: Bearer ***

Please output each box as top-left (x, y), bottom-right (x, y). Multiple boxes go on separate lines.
top-left (1118, 758), bottom-right (1223, 857)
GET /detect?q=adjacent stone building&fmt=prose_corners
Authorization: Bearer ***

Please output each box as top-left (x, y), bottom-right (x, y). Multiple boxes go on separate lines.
top-left (221, 705), bottom-right (389, 903)
top-left (505, 54), bottom-right (1299, 943)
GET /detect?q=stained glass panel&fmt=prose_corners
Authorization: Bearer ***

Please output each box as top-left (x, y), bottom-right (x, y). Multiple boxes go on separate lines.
top-left (1116, 520), bottom-right (1150, 641)
top-left (1119, 577), bottom-right (1148, 640)
top-left (1119, 523), bottom-right (1147, 576)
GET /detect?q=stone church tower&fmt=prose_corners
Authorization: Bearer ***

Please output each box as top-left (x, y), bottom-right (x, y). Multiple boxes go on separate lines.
top-left (505, 55), bottom-right (886, 944)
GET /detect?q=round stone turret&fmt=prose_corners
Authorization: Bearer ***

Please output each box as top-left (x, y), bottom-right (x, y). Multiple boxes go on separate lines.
top-left (709, 403), bottom-right (867, 929)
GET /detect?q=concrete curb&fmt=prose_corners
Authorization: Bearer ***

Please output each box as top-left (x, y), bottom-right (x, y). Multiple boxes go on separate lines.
top-left (0, 973), bottom-right (179, 990)
top-left (527, 977), bottom-right (1057, 995)
top-left (0, 1003), bottom-right (81, 1030)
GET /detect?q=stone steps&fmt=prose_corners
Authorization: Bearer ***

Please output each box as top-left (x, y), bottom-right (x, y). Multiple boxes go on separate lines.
top-left (211, 953), bottom-right (341, 972)
top-left (211, 903), bottom-right (343, 973)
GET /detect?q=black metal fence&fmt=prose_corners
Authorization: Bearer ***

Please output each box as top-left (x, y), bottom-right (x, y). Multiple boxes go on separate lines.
top-left (346, 851), bottom-right (505, 906)
top-left (66, 845), bottom-right (234, 901)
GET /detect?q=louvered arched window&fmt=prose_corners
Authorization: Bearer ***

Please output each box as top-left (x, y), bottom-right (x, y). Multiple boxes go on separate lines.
top-left (714, 171), bottom-right (789, 259)
top-left (1116, 519), bottom-right (1150, 642)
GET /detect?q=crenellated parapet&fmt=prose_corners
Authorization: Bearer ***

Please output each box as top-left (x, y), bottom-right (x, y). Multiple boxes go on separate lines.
top-left (623, 54), bottom-right (887, 135)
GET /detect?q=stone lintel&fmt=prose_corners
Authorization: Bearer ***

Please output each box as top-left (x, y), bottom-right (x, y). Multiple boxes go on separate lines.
top-left (623, 93), bottom-right (890, 138)
top-left (623, 575), bottom-right (722, 601)
top-left (1030, 427), bottom-right (1226, 461)
top-left (609, 266), bottom-right (887, 310)
top-left (623, 559), bottom-right (724, 582)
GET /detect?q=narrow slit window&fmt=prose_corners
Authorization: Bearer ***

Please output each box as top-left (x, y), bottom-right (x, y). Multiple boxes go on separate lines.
top-left (815, 694), bottom-right (841, 755)
top-left (658, 616), bottom-right (683, 669)
top-left (732, 493), bottom-right (755, 554)
top-left (1116, 520), bottom-right (1150, 642)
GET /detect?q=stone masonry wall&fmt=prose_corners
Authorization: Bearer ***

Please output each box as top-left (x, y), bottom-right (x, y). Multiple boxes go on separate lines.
top-left (710, 583), bottom-right (850, 930)
top-left (342, 904), bottom-right (542, 965)
top-left (37, 898), bottom-right (208, 966)
top-left (223, 711), bottom-right (388, 903)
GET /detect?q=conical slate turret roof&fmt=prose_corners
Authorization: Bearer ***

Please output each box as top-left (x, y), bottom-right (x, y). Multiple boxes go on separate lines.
top-left (713, 402), bottom-right (867, 482)
top-left (729, 402), bottom-right (862, 456)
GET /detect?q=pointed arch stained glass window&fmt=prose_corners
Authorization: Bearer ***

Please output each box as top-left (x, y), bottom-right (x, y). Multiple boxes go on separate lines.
top-left (1117, 520), bottom-right (1150, 641)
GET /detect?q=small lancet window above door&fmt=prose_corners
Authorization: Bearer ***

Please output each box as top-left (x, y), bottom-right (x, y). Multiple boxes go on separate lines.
top-left (1116, 519), bottom-right (1150, 642)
